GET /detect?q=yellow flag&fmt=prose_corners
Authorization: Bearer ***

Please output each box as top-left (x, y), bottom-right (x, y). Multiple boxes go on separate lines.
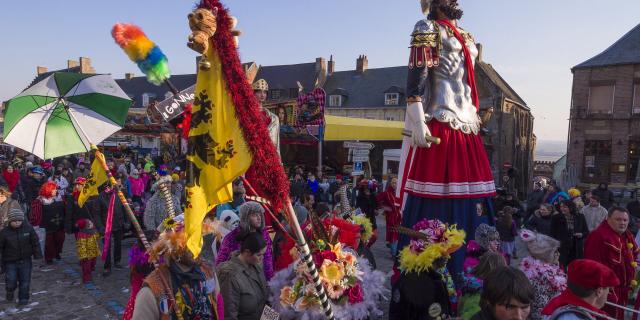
top-left (185, 45), bottom-right (252, 257)
top-left (78, 151), bottom-right (108, 207)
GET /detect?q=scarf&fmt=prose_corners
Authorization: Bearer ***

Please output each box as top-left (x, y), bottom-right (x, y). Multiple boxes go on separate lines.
top-left (435, 19), bottom-right (479, 110)
top-left (2, 170), bottom-right (19, 191)
top-left (169, 262), bottom-right (214, 319)
top-left (542, 289), bottom-right (609, 317)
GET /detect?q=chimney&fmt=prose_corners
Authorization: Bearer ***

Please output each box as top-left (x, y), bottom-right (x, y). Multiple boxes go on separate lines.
top-left (36, 66), bottom-right (48, 75)
top-left (125, 73), bottom-right (135, 80)
top-left (67, 60), bottom-right (79, 69)
top-left (79, 57), bottom-right (95, 74)
top-left (315, 57), bottom-right (326, 73)
top-left (328, 55), bottom-right (335, 75)
top-left (356, 55), bottom-right (368, 74)
top-left (476, 43), bottom-right (483, 62)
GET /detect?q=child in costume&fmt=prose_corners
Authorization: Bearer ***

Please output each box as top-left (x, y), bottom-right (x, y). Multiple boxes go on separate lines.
top-left (75, 218), bottom-right (100, 283)
top-left (389, 219), bottom-right (465, 320)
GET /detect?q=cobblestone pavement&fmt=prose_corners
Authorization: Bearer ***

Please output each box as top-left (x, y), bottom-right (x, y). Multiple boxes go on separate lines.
top-left (4, 218), bottom-right (394, 320)
top-left (0, 235), bottom-right (137, 320)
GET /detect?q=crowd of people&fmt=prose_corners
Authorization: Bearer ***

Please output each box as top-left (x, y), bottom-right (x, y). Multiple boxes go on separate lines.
top-left (0, 146), bottom-right (638, 320)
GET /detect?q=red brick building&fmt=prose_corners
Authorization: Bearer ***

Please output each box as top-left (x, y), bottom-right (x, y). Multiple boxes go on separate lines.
top-left (567, 23), bottom-right (640, 191)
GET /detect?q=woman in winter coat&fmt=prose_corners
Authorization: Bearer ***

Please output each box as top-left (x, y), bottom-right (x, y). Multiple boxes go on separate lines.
top-left (518, 229), bottom-right (566, 320)
top-left (128, 169), bottom-right (146, 206)
top-left (2, 165), bottom-right (20, 193)
top-left (218, 231), bottom-right (269, 320)
top-left (215, 201), bottom-right (274, 280)
top-left (550, 199), bottom-right (589, 268)
top-left (524, 203), bottom-right (554, 236)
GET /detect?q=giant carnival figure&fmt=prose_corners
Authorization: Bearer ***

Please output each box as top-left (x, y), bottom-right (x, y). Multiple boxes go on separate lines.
top-left (397, 0), bottom-right (496, 277)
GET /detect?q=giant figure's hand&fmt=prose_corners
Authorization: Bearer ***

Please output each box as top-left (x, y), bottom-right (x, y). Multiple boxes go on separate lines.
top-left (407, 102), bottom-right (431, 148)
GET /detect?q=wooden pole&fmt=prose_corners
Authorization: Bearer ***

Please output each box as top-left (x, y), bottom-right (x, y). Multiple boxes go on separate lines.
top-left (92, 146), bottom-right (151, 250)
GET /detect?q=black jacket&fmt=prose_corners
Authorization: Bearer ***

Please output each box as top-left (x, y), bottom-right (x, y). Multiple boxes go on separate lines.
top-left (0, 223), bottom-right (42, 263)
top-left (389, 269), bottom-right (451, 320)
top-left (524, 214), bottom-right (553, 236)
top-left (94, 191), bottom-right (126, 232)
top-left (41, 200), bottom-right (66, 232)
top-left (64, 194), bottom-right (96, 234)
top-left (550, 213), bottom-right (589, 266)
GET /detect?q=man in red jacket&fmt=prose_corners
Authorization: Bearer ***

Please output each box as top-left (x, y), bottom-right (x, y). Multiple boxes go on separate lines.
top-left (584, 207), bottom-right (638, 319)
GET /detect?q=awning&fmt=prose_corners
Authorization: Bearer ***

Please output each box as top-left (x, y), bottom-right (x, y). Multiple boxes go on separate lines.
top-left (323, 115), bottom-right (404, 141)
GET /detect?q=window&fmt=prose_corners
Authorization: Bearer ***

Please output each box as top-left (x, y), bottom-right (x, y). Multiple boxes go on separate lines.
top-left (329, 95), bottom-right (342, 107)
top-left (385, 93), bottom-right (400, 106)
top-left (142, 93), bottom-right (157, 107)
top-left (385, 116), bottom-right (396, 121)
top-left (289, 88), bottom-right (299, 99)
top-left (633, 83), bottom-right (640, 114)
top-left (270, 89), bottom-right (281, 100)
top-left (588, 85), bottom-right (614, 114)
top-left (582, 140), bottom-right (612, 183)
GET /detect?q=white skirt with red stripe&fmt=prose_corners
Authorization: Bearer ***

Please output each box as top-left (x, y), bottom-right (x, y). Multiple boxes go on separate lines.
top-left (398, 120), bottom-right (496, 202)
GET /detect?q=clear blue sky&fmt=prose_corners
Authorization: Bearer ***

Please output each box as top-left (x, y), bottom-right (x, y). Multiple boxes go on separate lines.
top-left (1, 0), bottom-right (639, 142)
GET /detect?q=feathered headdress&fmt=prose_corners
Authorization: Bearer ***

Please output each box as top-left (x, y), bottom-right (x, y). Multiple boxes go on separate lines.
top-left (396, 219), bottom-right (465, 274)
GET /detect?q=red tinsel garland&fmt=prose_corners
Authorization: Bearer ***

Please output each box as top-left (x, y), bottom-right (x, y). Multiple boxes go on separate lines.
top-left (198, 0), bottom-right (290, 212)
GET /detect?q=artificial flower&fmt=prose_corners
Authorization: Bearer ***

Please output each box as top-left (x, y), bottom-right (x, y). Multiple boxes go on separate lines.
top-left (320, 250), bottom-right (338, 262)
top-left (330, 243), bottom-right (343, 257)
top-left (326, 282), bottom-right (346, 300)
top-left (346, 283), bottom-right (364, 304)
top-left (320, 260), bottom-right (345, 285)
top-left (342, 251), bottom-right (357, 267)
top-left (280, 286), bottom-right (297, 307)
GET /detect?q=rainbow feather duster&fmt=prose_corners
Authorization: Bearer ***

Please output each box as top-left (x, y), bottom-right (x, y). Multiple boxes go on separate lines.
top-left (111, 23), bottom-right (170, 86)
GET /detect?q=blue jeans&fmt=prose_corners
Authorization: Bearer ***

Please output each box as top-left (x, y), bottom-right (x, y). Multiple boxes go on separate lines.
top-left (5, 259), bottom-right (32, 303)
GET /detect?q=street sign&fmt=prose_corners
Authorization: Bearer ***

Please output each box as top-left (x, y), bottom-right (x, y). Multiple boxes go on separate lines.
top-left (352, 156), bottom-right (369, 162)
top-left (351, 171), bottom-right (364, 176)
top-left (352, 149), bottom-right (370, 156)
top-left (353, 162), bottom-right (363, 172)
top-left (343, 141), bottom-right (374, 150)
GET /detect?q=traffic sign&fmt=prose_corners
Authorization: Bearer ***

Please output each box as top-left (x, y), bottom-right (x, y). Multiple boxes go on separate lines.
top-left (352, 156), bottom-right (369, 162)
top-left (353, 162), bottom-right (363, 172)
top-left (352, 149), bottom-right (370, 156)
top-left (343, 141), bottom-right (374, 150)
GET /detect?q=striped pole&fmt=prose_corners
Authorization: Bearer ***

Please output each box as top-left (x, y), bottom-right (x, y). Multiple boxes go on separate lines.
top-left (285, 201), bottom-right (335, 320)
top-left (155, 174), bottom-right (177, 219)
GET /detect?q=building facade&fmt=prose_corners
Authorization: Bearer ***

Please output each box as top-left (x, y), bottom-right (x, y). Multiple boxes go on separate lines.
top-left (567, 23), bottom-right (640, 192)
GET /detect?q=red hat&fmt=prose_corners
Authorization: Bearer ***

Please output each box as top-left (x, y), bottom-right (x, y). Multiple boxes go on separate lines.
top-left (568, 259), bottom-right (620, 289)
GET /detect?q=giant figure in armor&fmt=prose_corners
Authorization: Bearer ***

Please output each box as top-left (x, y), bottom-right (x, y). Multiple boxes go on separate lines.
top-left (397, 0), bottom-right (496, 277)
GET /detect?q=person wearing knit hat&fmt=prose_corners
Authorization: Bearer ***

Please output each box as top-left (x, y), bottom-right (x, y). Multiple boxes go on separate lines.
top-left (542, 259), bottom-right (619, 319)
top-left (0, 206), bottom-right (42, 306)
top-left (518, 229), bottom-right (566, 319)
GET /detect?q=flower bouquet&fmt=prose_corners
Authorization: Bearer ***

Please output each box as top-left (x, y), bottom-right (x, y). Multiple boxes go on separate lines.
top-left (269, 218), bottom-right (387, 320)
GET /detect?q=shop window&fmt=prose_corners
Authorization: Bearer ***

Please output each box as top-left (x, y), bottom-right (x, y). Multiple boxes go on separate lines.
top-left (270, 89), bottom-right (281, 100)
top-left (629, 141), bottom-right (640, 183)
top-left (582, 140), bottom-right (612, 183)
top-left (289, 88), bottom-right (299, 99)
top-left (588, 85), bottom-right (614, 114)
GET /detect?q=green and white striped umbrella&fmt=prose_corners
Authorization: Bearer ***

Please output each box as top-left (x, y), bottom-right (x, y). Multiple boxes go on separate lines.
top-left (3, 72), bottom-right (132, 159)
